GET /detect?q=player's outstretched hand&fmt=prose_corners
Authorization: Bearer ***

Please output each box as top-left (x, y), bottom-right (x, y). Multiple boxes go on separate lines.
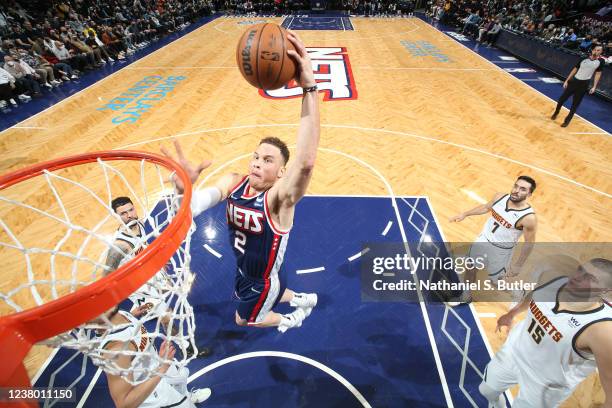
top-left (286, 30), bottom-right (316, 89)
top-left (158, 340), bottom-right (176, 373)
top-left (449, 213), bottom-right (466, 222)
top-left (161, 139), bottom-right (212, 193)
top-left (496, 312), bottom-right (514, 334)
top-left (130, 303), bottom-right (153, 317)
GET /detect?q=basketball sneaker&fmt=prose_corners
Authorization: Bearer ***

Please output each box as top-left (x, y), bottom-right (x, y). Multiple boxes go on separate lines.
top-left (190, 388), bottom-right (212, 404)
top-left (278, 308), bottom-right (307, 333)
top-left (290, 292), bottom-right (318, 317)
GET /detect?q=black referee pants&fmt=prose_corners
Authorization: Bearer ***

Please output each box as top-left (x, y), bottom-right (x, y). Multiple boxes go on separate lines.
top-left (553, 78), bottom-right (590, 124)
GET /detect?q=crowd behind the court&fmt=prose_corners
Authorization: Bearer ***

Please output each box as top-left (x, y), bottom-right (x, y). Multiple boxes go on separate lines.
top-left (0, 0), bottom-right (214, 113)
top-left (224, 0), bottom-right (416, 16)
top-left (427, 0), bottom-right (612, 59)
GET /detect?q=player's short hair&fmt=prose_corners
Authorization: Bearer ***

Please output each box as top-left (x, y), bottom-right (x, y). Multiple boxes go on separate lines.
top-left (111, 196), bottom-right (133, 212)
top-left (517, 175), bottom-right (536, 193)
top-left (260, 137), bottom-right (290, 165)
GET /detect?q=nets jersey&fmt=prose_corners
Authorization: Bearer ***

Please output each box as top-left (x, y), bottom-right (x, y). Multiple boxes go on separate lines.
top-left (507, 277), bottom-right (612, 389)
top-left (226, 176), bottom-right (290, 281)
top-left (481, 194), bottom-right (535, 248)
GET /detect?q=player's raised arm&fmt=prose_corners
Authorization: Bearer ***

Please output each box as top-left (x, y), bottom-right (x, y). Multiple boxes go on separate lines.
top-left (162, 140), bottom-right (243, 217)
top-left (274, 30), bottom-right (320, 207)
top-left (449, 192), bottom-right (504, 222)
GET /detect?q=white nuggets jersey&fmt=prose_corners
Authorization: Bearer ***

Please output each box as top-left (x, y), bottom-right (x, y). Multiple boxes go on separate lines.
top-left (112, 221), bottom-right (168, 307)
top-left (508, 277), bottom-right (612, 389)
top-left (481, 194), bottom-right (535, 248)
top-left (101, 311), bottom-right (189, 407)
top-left (113, 220), bottom-right (147, 259)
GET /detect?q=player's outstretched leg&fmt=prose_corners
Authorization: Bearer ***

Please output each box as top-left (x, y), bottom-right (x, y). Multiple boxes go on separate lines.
top-left (478, 382), bottom-right (507, 408)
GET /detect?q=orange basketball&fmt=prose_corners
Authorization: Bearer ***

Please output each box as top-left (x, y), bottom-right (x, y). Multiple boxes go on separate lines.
top-left (236, 23), bottom-right (296, 90)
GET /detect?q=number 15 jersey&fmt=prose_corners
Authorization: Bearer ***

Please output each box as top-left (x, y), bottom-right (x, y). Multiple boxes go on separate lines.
top-left (226, 176), bottom-right (290, 281)
top-left (508, 277), bottom-right (611, 389)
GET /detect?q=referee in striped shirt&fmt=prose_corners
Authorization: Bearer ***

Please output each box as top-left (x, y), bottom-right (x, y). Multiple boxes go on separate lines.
top-left (551, 44), bottom-right (605, 127)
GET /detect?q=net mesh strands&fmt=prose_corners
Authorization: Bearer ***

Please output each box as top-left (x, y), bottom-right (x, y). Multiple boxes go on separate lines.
top-left (0, 151), bottom-right (198, 393)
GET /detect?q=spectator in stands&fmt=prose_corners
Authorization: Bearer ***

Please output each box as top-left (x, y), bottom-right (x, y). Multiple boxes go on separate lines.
top-left (0, 66), bottom-right (20, 110)
top-left (483, 18), bottom-right (502, 45)
top-left (13, 48), bottom-right (59, 88)
top-left (3, 54), bottom-right (41, 97)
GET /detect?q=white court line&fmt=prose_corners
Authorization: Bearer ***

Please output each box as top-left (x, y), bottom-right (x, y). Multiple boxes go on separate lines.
top-left (188, 351), bottom-right (372, 407)
top-left (184, 140), bottom-right (454, 402)
top-left (76, 368), bottom-right (102, 408)
top-left (355, 67), bottom-right (495, 71)
top-left (348, 247), bottom-right (370, 262)
top-left (2, 16), bottom-right (220, 133)
top-left (381, 220), bottom-right (393, 236)
top-left (321, 147), bottom-right (454, 407)
top-left (203, 243), bottom-right (222, 258)
top-left (418, 18), bottom-right (611, 136)
top-left (31, 348), bottom-right (60, 385)
top-left (460, 188), bottom-right (487, 204)
top-left (124, 66), bottom-right (234, 69)
top-left (213, 19), bottom-right (231, 34)
top-left (477, 313), bottom-right (497, 318)
top-left (426, 196), bottom-right (514, 405)
top-left (296, 266), bottom-right (325, 274)
top-left (120, 123), bottom-right (611, 198)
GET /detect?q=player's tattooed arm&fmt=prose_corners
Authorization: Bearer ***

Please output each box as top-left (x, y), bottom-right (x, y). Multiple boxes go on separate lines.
top-left (104, 243), bottom-right (127, 276)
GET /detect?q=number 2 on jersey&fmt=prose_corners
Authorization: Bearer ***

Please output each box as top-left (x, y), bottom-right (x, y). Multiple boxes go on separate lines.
top-left (234, 230), bottom-right (247, 254)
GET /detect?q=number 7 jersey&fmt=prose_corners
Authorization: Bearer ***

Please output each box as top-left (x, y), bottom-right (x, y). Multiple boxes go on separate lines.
top-left (226, 176), bottom-right (290, 280)
top-left (482, 194), bottom-right (535, 247)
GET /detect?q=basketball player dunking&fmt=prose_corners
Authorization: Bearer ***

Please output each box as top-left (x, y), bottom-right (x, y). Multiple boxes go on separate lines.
top-left (163, 31), bottom-right (319, 333)
top-left (448, 176), bottom-right (538, 304)
top-left (479, 257), bottom-right (612, 408)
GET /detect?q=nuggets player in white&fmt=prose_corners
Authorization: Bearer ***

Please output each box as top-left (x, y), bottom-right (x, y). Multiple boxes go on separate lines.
top-left (449, 176), bottom-right (538, 303)
top-left (162, 31), bottom-right (318, 333)
top-left (105, 197), bottom-right (168, 311)
top-left (96, 306), bottom-right (211, 407)
top-left (480, 257), bottom-right (612, 408)
top-left (104, 197), bottom-right (197, 355)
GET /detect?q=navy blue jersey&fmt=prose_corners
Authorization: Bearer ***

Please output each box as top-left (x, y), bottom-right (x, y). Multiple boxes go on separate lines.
top-left (226, 176), bottom-right (290, 281)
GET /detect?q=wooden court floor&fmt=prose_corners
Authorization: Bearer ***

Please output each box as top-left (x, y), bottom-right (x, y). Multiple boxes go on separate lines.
top-left (1, 16), bottom-right (610, 407)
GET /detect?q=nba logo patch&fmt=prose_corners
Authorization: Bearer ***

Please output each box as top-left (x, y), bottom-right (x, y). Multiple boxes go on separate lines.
top-left (260, 47), bottom-right (358, 101)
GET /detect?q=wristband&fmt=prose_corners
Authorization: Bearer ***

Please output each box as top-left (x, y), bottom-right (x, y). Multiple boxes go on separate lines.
top-left (302, 85), bottom-right (318, 93)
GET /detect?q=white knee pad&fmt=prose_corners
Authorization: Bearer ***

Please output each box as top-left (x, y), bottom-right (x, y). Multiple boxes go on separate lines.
top-left (479, 382), bottom-right (507, 407)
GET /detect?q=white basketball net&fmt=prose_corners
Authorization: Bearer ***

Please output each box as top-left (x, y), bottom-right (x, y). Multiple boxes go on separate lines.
top-left (0, 156), bottom-right (198, 386)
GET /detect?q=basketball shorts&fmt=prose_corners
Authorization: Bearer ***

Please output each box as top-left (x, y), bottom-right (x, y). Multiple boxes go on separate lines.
top-left (469, 234), bottom-right (514, 282)
top-left (141, 366), bottom-right (195, 408)
top-left (234, 269), bottom-right (286, 324)
top-left (483, 336), bottom-right (573, 408)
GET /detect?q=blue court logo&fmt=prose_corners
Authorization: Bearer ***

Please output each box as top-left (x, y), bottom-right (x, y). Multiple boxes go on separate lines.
top-left (400, 41), bottom-right (452, 63)
top-left (97, 75), bottom-right (187, 124)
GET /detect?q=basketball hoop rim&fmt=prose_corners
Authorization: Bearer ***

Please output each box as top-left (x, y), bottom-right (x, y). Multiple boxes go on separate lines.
top-left (0, 150), bottom-right (193, 389)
